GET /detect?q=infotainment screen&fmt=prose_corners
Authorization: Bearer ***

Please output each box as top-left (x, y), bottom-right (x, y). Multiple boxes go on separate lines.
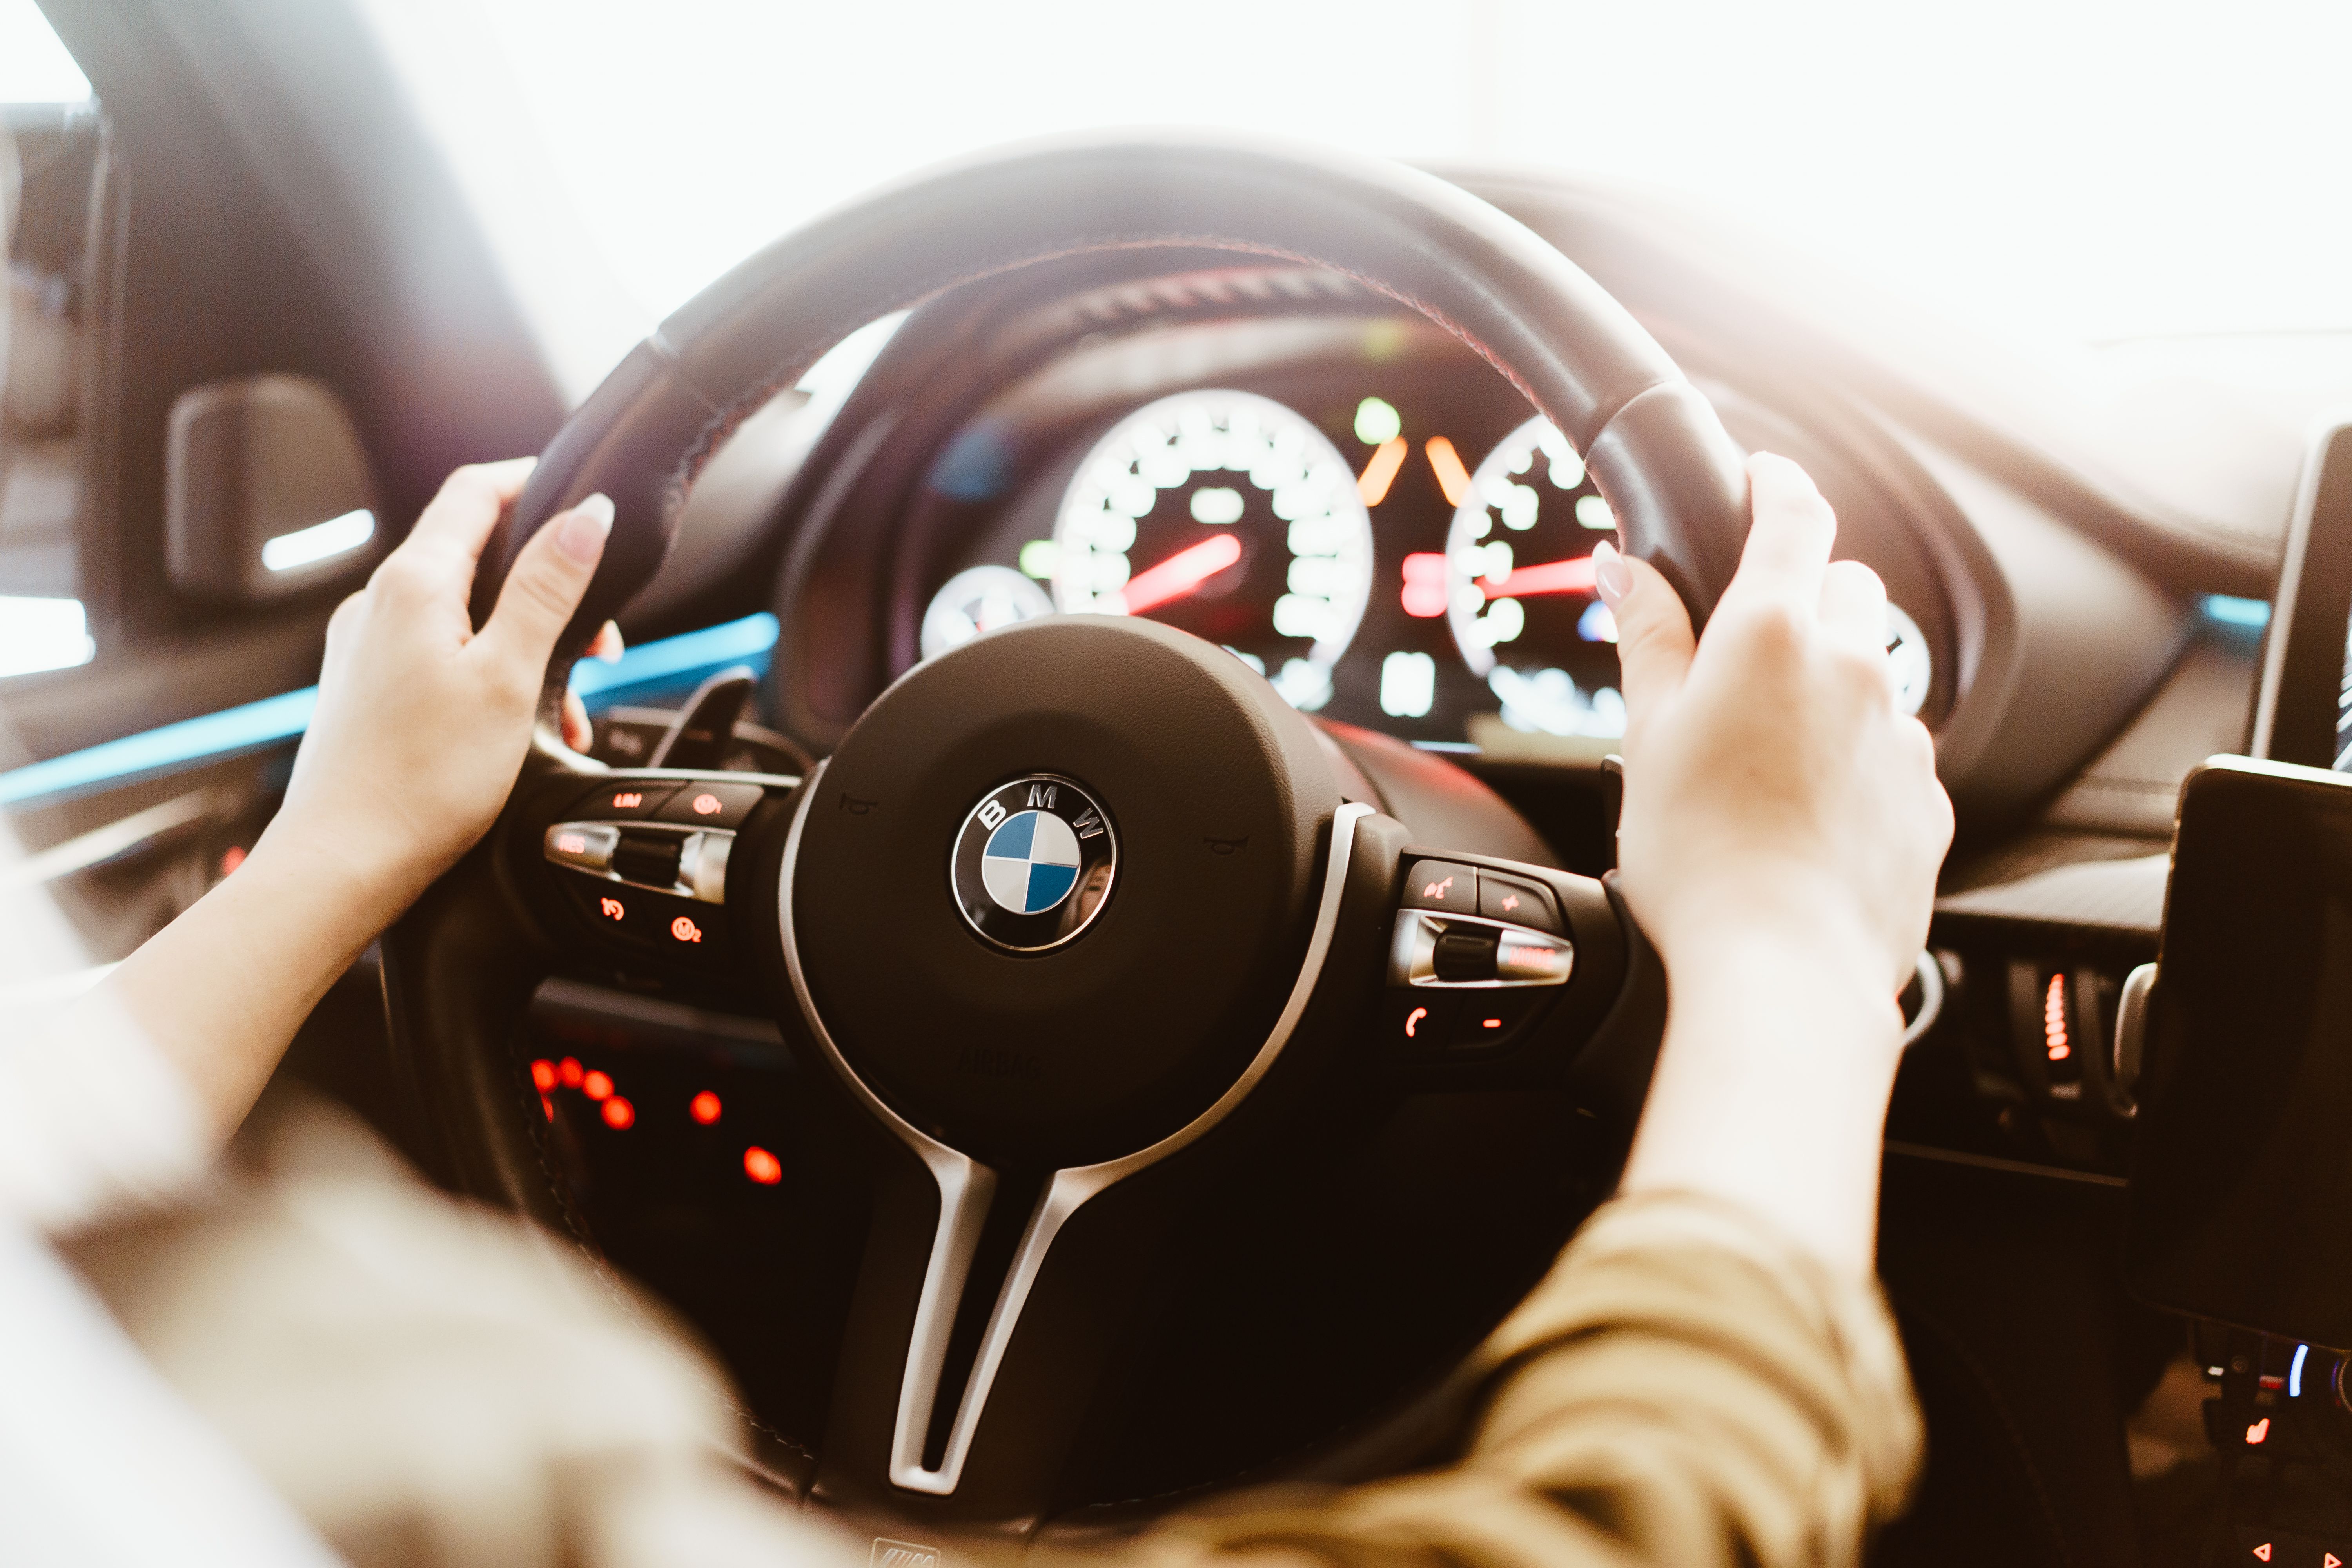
top-left (2251, 421), bottom-right (2352, 769)
top-left (2126, 757), bottom-right (2352, 1347)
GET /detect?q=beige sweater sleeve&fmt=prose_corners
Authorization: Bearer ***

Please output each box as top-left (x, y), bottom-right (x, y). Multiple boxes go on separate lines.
top-left (1108, 1191), bottom-right (1922, 1568)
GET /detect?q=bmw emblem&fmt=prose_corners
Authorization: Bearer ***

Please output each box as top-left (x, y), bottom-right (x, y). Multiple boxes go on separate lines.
top-left (951, 775), bottom-right (1117, 952)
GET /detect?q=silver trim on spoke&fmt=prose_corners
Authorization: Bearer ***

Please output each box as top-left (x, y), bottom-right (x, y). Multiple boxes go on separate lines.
top-left (779, 766), bottom-right (1369, 1497)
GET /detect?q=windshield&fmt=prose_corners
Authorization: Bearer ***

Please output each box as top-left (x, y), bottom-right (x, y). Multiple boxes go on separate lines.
top-left (358, 0), bottom-right (2352, 399)
top-left (24, 0), bottom-right (2342, 402)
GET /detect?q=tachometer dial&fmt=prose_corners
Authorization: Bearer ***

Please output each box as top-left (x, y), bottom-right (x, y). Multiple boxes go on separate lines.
top-left (1443, 416), bottom-right (1626, 738)
top-left (1051, 389), bottom-right (1373, 710)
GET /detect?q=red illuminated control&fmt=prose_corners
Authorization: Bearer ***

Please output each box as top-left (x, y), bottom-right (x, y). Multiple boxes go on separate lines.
top-left (598, 896), bottom-right (624, 921)
top-left (1401, 552), bottom-right (1448, 618)
top-left (558, 1057), bottom-right (584, 1088)
top-left (530, 1059), bottom-right (556, 1091)
top-left (744, 1146), bottom-right (784, 1185)
top-left (2252, 1547), bottom-right (2270, 1563)
top-left (2044, 973), bottom-right (2071, 1061)
top-left (582, 1070), bottom-right (613, 1102)
top-left (690, 1091), bottom-right (722, 1125)
top-left (653, 780), bottom-right (764, 828)
top-left (1401, 860), bottom-right (1479, 915)
top-left (601, 1096), bottom-right (635, 1130)
top-left (670, 915), bottom-right (703, 944)
top-left (1403, 1006), bottom-right (1428, 1039)
top-left (564, 780), bottom-right (679, 821)
top-left (2247, 1416), bottom-right (2270, 1445)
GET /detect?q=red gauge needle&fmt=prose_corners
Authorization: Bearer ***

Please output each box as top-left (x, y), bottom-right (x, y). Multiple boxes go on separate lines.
top-left (1113, 533), bottom-right (1244, 615)
top-left (1482, 554), bottom-right (1598, 598)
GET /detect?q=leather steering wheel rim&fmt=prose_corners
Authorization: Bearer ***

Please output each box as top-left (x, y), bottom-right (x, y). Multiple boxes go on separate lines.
top-left (474, 133), bottom-right (1750, 690)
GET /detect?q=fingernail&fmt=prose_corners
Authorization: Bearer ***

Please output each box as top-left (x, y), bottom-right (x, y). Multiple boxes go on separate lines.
top-left (1592, 539), bottom-right (1631, 606)
top-left (555, 494), bottom-right (614, 564)
top-left (596, 619), bottom-right (624, 664)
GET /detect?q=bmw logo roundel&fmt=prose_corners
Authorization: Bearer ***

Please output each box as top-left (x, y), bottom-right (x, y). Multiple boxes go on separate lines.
top-left (951, 775), bottom-right (1117, 952)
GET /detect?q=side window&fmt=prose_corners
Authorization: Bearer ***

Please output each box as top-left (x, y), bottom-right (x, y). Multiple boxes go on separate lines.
top-left (1, 0), bottom-right (101, 678)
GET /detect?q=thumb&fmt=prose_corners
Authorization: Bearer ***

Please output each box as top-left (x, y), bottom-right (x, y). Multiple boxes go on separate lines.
top-left (1596, 539), bottom-right (1695, 730)
top-left (476, 494), bottom-right (613, 675)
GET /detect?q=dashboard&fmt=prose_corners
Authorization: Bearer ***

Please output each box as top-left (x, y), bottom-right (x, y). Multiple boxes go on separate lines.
top-left (767, 290), bottom-right (1964, 772)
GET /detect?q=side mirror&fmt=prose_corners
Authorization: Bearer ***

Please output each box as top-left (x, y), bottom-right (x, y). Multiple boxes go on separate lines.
top-left (165, 374), bottom-right (380, 603)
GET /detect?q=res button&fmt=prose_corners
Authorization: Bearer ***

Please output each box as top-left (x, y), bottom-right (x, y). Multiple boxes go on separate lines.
top-left (653, 780), bottom-right (766, 829)
top-left (1402, 859), bottom-right (1479, 915)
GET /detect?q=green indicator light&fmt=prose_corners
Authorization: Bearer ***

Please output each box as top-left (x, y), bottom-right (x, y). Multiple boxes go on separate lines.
top-left (1018, 539), bottom-right (1059, 579)
top-left (1354, 397), bottom-right (1402, 447)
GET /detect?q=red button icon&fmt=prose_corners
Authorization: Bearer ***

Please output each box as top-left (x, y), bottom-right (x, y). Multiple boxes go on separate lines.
top-left (2251, 1546), bottom-right (2270, 1563)
top-left (557, 833), bottom-right (588, 856)
top-left (691, 791), bottom-right (722, 816)
top-left (1421, 873), bottom-right (1455, 901)
top-left (1404, 1005), bottom-right (1428, 1039)
top-left (2246, 1416), bottom-right (2270, 1445)
top-left (598, 896), bottom-right (624, 921)
top-left (671, 915), bottom-right (703, 944)
top-left (610, 790), bottom-right (644, 811)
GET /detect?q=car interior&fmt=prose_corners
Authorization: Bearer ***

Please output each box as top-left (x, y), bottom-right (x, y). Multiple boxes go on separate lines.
top-left (10, 4), bottom-right (2352, 1566)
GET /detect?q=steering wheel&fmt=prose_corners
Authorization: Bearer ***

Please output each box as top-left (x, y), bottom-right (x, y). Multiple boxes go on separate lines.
top-left (384, 137), bottom-right (1751, 1530)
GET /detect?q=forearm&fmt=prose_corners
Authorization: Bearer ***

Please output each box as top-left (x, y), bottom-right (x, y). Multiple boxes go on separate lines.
top-left (1115, 1193), bottom-right (1921, 1568)
top-left (1618, 932), bottom-right (1906, 1281)
top-left (73, 810), bottom-right (410, 1147)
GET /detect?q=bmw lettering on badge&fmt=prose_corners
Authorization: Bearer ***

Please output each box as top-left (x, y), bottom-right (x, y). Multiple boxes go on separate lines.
top-left (951, 775), bottom-right (1118, 952)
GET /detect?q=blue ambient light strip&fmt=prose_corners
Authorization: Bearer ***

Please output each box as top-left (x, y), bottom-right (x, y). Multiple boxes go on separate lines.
top-left (2202, 594), bottom-right (2271, 629)
top-left (0, 613), bottom-right (782, 808)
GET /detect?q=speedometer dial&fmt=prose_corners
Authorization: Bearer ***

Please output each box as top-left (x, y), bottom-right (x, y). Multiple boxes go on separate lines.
top-left (1051, 390), bottom-right (1373, 710)
top-left (1443, 416), bottom-right (1627, 739)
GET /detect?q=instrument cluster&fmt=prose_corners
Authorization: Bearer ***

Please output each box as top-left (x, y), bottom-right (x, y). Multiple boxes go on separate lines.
top-left (906, 338), bottom-right (1941, 759)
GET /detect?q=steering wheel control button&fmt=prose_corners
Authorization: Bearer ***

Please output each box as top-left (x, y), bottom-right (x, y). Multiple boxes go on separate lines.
top-left (571, 780), bottom-right (679, 820)
top-left (1448, 994), bottom-right (1546, 1051)
top-left (1477, 871), bottom-right (1561, 934)
top-left (612, 830), bottom-right (684, 889)
top-left (950, 775), bottom-right (1117, 952)
top-left (1402, 859), bottom-right (1478, 915)
top-left (1432, 927), bottom-right (1500, 982)
top-left (1388, 909), bottom-right (1574, 989)
top-left (544, 822), bottom-right (619, 873)
top-left (653, 780), bottom-right (765, 829)
top-left (1494, 929), bottom-right (1573, 984)
top-left (680, 830), bottom-right (731, 904)
top-left (560, 872), bottom-right (729, 960)
top-left (1389, 993), bottom-right (1457, 1055)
